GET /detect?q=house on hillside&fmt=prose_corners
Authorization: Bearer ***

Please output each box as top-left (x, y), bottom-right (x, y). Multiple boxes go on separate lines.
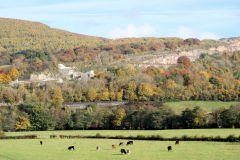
top-left (58, 64), bottom-right (94, 81)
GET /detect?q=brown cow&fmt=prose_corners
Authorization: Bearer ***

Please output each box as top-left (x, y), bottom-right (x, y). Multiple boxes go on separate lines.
top-left (96, 146), bottom-right (100, 151)
top-left (175, 140), bottom-right (179, 145)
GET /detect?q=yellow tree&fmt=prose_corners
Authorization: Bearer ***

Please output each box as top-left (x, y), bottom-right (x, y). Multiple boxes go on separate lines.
top-left (124, 81), bottom-right (137, 100)
top-left (34, 59), bottom-right (43, 71)
top-left (112, 108), bottom-right (126, 127)
top-left (99, 88), bottom-right (110, 101)
top-left (166, 79), bottom-right (177, 89)
top-left (127, 66), bottom-right (136, 76)
top-left (154, 86), bottom-right (165, 100)
top-left (8, 68), bottom-right (20, 80)
top-left (87, 88), bottom-right (97, 102)
top-left (16, 116), bottom-right (31, 131)
top-left (232, 51), bottom-right (239, 61)
top-left (117, 69), bottom-right (126, 77)
top-left (0, 114), bottom-right (2, 133)
top-left (52, 87), bottom-right (64, 108)
top-left (109, 91), bottom-right (116, 101)
top-left (138, 83), bottom-right (153, 100)
top-left (116, 89), bottom-right (123, 101)
top-left (194, 110), bottom-right (207, 127)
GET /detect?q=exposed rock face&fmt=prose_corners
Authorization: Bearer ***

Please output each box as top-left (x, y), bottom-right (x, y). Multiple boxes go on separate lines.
top-left (210, 38), bottom-right (240, 52)
top-left (126, 49), bottom-right (215, 68)
top-left (124, 37), bottom-right (240, 68)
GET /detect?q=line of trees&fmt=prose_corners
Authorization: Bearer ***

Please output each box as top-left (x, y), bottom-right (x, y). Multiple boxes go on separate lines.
top-left (1, 102), bottom-right (240, 131)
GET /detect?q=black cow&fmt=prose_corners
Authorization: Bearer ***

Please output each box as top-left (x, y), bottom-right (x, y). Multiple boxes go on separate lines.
top-left (168, 146), bottom-right (172, 151)
top-left (68, 146), bottom-right (75, 151)
top-left (121, 149), bottom-right (127, 154)
top-left (175, 140), bottom-right (179, 145)
top-left (119, 142), bottom-right (124, 146)
top-left (40, 141), bottom-right (43, 145)
top-left (126, 141), bottom-right (133, 145)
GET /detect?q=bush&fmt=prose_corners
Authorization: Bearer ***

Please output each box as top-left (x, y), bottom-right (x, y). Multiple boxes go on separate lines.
top-left (95, 133), bottom-right (102, 138)
top-left (136, 135), bottom-right (146, 140)
top-left (115, 135), bottom-right (125, 139)
top-left (149, 135), bottom-right (164, 140)
top-left (226, 135), bottom-right (237, 142)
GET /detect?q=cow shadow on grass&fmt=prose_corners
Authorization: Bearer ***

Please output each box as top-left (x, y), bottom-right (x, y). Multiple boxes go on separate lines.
top-left (112, 153), bottom-right (122, 155)
top-left (103, 149), bottom-right (112, 151)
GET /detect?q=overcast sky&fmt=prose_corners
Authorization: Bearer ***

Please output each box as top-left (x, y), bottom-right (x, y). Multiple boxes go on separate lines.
top-left (0, 0), bottom-right (239, 39)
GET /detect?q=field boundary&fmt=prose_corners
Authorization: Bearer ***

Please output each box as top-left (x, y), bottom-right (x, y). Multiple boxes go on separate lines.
top-left (1, 134), bottom-right (240, 142)
top-left (0, 135), bottom-right (37, 139)
top-left (56, 134), bottom-right (240, 142)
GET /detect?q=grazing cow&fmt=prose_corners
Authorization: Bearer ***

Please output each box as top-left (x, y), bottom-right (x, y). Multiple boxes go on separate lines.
top-left (68, 146), bottom-right (75, 151)
top-left (119, 142), bottom-right (124, 146)
top-left (168, 146), bottom-right (172, 151)
top-left (127, 149), bottom-right (131, 155)
top-left (40, 141), bottom-right (43, 145)
top-left (112, 144), bottom-right (116, 150)
top-left (126, 141), bottom-right (133, 145)
top-left (175, 140), bottom-right (179, 145)
top-left (121, 149), bottom-right (127, 154)
top-left (96, 146), bottom-right (100, 151)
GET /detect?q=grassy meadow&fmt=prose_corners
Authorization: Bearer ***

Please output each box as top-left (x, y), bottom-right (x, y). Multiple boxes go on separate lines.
top-left (1, 129), bottom-right (240, 160)
top-left (0, 138), bottom-right (240, 160)
top-left (164, 101), bottom-right (240, 114)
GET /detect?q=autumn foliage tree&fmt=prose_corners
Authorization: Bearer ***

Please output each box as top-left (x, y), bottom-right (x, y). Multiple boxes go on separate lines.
top-left (52, 87), bottom-right (64, 108)
top-left (87, 88), bottom-right (97, 102)
top-left (16, 116), bottom-right (31, 131)
top-left (0, 73), bottom-right (11, 83)
top-left (112, 108), bottom-right (126, 128)
top-left (8, 68), bottom-right (20, 80)
top-left (177, 56), bottom-right (191, 68)
top-left (138, 83), bottom-right (154, 100)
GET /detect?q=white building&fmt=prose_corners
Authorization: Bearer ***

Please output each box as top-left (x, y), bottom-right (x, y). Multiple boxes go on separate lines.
top-left (58, 64), bottom-right (94, 81)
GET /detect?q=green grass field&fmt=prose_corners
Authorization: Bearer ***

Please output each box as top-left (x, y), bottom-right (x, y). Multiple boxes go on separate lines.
top-left (2, 129), bottom-right (240, 160)
top-left (6, 129), bottom-right (240, 139)
top-left (0, 138), bottom-right (239, 160)
top-left (164, 101), bottom-right (240, 114)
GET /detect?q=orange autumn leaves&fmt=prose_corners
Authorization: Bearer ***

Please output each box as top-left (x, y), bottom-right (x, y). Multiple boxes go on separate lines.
top-left (0, 68), bottom-right (20, 83)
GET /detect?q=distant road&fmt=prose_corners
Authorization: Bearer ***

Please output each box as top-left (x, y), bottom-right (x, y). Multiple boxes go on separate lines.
top-left (63, 101), bottom-right (129, 109)
top-left (0, 101), bottom-right (128, 108)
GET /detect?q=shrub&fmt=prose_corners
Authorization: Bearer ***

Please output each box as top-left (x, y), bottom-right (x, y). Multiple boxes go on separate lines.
top-left (95, 133), bottom-right (102, 138)
top-left (226, 135), bottom-right (237, 142)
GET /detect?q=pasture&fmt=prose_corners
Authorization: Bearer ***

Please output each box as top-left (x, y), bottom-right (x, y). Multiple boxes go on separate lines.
top-left (0, 138), bottom-right (240, 160)
top-left (164, 101), bottom-right (240, 114)
top-left (1, 129), bottom-right (240, 160)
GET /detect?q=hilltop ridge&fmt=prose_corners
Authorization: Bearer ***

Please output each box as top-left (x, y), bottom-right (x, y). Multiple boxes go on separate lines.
top-left (0, 17), bottom-right (105, 52)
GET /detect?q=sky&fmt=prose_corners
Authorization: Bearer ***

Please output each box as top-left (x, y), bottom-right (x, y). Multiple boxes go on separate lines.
top-left (0, 0), bottom-right (239, 39)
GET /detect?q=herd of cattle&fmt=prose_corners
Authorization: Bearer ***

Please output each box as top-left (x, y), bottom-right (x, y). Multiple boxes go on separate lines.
top-left (39, 139), bottom-right (180, 154)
